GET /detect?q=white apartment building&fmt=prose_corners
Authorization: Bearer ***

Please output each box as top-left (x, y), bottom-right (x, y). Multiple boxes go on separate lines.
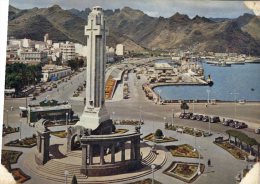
top-left (20, 50), bottom-right (48, 64)
top-left (75, 43), bottom-right (87, 57)
top-left (115, 44), bottom-right (124, 56)
top-left (61, 41), bottom-right (76, 63)
top-left (41, 64), bottom-right (71, 82)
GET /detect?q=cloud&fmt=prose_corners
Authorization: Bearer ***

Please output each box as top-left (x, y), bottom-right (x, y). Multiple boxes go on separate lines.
top-left (10, 0), bottom-right (253, 18)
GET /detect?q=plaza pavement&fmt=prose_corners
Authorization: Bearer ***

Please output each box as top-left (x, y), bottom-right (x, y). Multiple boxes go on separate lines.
top-left (2, 60), bottom-right (260, 183)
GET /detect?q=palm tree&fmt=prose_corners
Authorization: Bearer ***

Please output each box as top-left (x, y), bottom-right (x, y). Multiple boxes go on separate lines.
top-left (180, 101), bottom-right (189, 113)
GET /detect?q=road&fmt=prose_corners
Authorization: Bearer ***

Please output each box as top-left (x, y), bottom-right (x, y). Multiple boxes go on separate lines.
top-left (3, 60), bottom-right (260, 143)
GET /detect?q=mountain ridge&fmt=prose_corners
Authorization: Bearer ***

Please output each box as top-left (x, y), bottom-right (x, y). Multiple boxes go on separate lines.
top-left (7, 5), bottom-right (260, 55)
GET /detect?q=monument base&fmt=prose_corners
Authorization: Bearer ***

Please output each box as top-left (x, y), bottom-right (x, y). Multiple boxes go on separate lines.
top-left (76, 105), bottom-right (110, 131)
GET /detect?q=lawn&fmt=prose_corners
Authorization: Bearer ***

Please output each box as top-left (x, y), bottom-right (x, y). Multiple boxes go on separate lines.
top-left (12, 168), bottom-right (31, 183)
top-left (1, 150), bottom-right (23, 164)
top-left (166, 144), bottom-right (201, 158)
top-left (214, 141), bottom-right (248, 160)
top-left (51, 130), bottom-right (67, 138)
top-left (164, 162), bottom-right (205, 183)
top-left (143, 133), bottom-right (177, 143)
top-left (126, 178), bottom-right (162, 184)
top-left (114, 129), bottom-right (129, 134)
top-left (166, 125), bottom-right (205, 137)
top-left (5, 136), bottom-right (37, 148)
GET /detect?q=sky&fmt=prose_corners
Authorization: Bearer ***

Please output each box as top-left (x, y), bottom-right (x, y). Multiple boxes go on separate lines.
top-left (9, 0), bottom-right (256, 18)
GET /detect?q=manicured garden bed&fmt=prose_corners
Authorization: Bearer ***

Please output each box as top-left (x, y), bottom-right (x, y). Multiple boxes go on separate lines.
top-left (166, 125), bottom-right (207, 137)
top-left (2, 126), bottom-right (19, 136)
top-left (11, 168), bottom-right (31, 183)
top-left (164, 162), bottom-right (205, 183)
top-left (126, 178), bottom-right (162, 184)
top-left (214, 141), bottom-right (248, 160)
top-left (166, 144), bottom-right (201, 158)
top-left (5, 136), bottom-right (37, 148)
top-left (143, 133), bottom-right (177, 143)
top-left (114, 129), bottom-right (129, 134)
top-left (114, 119), bottom-right (144, 126)
top-left (51, 130), bottom-right (67, 138)
top-left (1, 150), bottom-right (23, 164)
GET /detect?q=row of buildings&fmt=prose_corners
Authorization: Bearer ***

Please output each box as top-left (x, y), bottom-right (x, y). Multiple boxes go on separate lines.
top-left (7, 34), bottom-right (125, 65)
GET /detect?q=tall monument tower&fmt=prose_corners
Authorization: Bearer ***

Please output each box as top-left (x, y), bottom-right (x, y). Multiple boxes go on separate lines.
top-left (76, 6), bottom-right (111, 132)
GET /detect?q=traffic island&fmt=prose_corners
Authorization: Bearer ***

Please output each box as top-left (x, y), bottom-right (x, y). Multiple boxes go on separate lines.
top-left (11, 168), bottom-right (31, 183)
top-left (126, 178), bottom-right (162, 184)
top-left (1, 150), bottom-right (23, 164)
top-left (164, 162), bottom-right (205, 183)
top-left (143, 133), bottom-right (177, 143)
top-left (166, 124), bottom-right (206, 137)
top-left (166, 144), bottom-right (201, 158)
top-left (5, 135), bottom-right (37, 148)
top-left (114, 129), bottom-right (129, 134)
top-left (50, 130), bottom-right (68, 138)
top-left (214, 141), bottom-right (248, 160)
top-left (2, 126), bottom-right (19, 136)
top-left (115, 120), bottom-right (144, 126)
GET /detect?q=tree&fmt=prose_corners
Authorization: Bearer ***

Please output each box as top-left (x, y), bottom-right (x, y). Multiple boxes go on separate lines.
top-left (154, 129), bottom-right (164, 139)
top-left (71, 175), bottom-right (78, 184)
top-left (180, 101), bottom-right (189, 113)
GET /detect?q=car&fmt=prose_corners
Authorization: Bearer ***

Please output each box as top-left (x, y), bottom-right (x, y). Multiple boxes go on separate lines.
top-left (255, 128), bottom-right (260, 134)
top-left (210, 116), bottom-right (220, 123)
top-left (196, 115), bottom-right (203, 121)
top-left (190, 114), bottom-right (197, 120)
top-left (235, 122), bottom-right (248, 129)
top-left (202, 116), bottom-right (209, 122)
top-left (184, 113), bottom-right (193, 119)
top-left (179, 113), bottom-right (185, 119)
top-left (223, 119), bottom-right (233, 126)
top-left (230, 121), bottom-right (238, 128)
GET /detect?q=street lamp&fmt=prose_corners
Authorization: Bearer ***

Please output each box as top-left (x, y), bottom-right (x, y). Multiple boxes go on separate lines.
top-left (139, 106), bottom-right (142, 123)
top-left (172, 109), bottom-right (174, 124)
top-left (64, 170), bottom-right (69, 184)
top-left (193, 128), bottom-right (197, 151)
top-left (6, 110), bottom-right (9, 128)
top-left (197, 146), bottom-right (201, 175)
top-left (230, 92), bottom-right (239, 120)
top-left (157, 89), bottom-right (161, 104)
top-left (65, 112), bottom-right (68, 132)
top-left (151, 164), bottom-right (155, 184)
top-left (19, 120), bottom-right (22, 141)
top-left (206, 89), bottom-right (210, 104)
top-left (208, 117), bottom-right (211, 135)
top-left (112, 111), bottom-right (115, 123)
top-left (192, 100), bottom-right (195, 113)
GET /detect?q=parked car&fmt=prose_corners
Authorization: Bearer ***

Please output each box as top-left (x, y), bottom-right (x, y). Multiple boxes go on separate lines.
top-left (210, 116), bottom-right (220, 123)
top-left (255, 127), bottom-right (260, 134)
top-left (202, 116), bottom-right (209, 122)
top-left (184, 113), bottom-right (193, 119)
top-left (190, 114), bottom-right (197, 120)
top-left (196, 115), bottom-right (203, 121)
top-left (235, 122), bottom-right (248, 129)
top-left (223, 119), bottom-right (233, 126)
top-left (229, 121), bottom-right (238, 128)
top-left (179, 113), bottom-right (185, 119)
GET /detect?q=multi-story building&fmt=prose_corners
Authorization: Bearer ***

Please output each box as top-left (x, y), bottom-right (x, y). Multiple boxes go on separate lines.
top-left (41, 64), bottom-right (71, 82)
top-left (61, 41), bottom-right (75, 63)
top-left (20, 50), bottom-right (48, 64)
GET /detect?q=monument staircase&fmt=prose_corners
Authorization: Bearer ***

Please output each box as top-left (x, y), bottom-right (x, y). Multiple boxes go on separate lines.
top-left (24, 149), bottom-right (167, 184)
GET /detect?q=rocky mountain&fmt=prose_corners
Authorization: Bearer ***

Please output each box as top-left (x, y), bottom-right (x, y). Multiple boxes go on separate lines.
top-left (8, 5), bottom-right (260, 55)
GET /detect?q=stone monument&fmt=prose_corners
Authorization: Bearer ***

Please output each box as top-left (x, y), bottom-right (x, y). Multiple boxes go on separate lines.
top-left (75, 6), bottom-right (112, 135)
